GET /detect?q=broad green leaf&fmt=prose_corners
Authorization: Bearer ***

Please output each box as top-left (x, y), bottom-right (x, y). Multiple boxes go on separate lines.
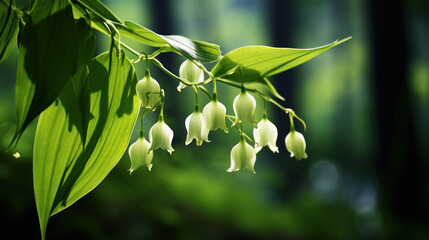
top-left (69, 18), bottom-right (96, 145)
top-left (12, 0), bottom-right (79, 144)
top-left (211, 37), bottom-right (351, 97)
top-left (70, 0), bottom-right (221, 62)
top-left (0, 0), bottom-right (19, 63)
top-left (71, 2), bottom-right (111, 36)
top-left (74, 0), bottom-right (120, 22)
top-left (34, 49), bottom-right (139, 239)
top-left (120, 21), bottom-right (221, 62)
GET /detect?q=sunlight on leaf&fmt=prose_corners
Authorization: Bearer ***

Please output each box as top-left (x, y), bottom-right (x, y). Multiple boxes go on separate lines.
top-left (211, 38), bottom-right (351, 99)
top-left (12, 0), bottom-right (79, 145)
top-left (0, 0), bottom-right (19, 63)
top-left (33, 48), bottom-right (139, 239)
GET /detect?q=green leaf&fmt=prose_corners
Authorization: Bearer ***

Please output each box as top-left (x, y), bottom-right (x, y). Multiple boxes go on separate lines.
top-left (119, 21), bottom-right (166, 47)
top-left (211, 37), bottom-right (351, 97)
top-left (69, 18), bottom-right (96, 145)
top-left (120, 21), bottom-right (221, 62)
top-left (33, 49), bottom-right (139, 239)
top-left (70, 0), bottom-right (221, 62)
top-left (71, 2), bottom-right (111, 36)
top-left (0, 0), bottom-right (19, 63)
top-left (12, 0), bottom-right (80, 145)
top-left (74, 0), bottom-right (120, 22)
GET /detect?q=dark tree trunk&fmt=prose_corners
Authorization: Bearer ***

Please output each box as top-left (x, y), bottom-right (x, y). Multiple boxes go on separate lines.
top-left (268, 0), bottom-right (304, 199)
top-left (148, 0), bottom-right (182, 122)
top-left (148, 0), bottom-right (174, 71)
top-left (369, 0), bottom-right (426, 236)
top-left (268, 0), bottom-right (297, 121)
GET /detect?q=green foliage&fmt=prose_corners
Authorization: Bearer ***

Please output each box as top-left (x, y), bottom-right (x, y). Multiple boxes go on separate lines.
top-left (0, 0), bottom-right (350, 238)
top-left (211, 38), bottom-right (351, 98)
top-left (34, 48), bottom-right (139, 239)
top-left (0, 0), bottom-right (19, 63)
top-left (75, 0), bottom-right (121, 22)
top-left (121, 21), bottom-right (221, 62)
top-left (13, 0), bottom-right (80, 145)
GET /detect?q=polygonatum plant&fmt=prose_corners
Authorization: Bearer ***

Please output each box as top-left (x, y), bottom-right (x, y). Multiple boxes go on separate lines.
top-left (0, 0), bottom-right (351, 238)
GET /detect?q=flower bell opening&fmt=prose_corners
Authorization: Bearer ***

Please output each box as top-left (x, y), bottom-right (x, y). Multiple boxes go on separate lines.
top-left (227, 135), bottom-right (257, 174)
top-left (149, 120), bottom-right (175, 155)
top-left (185, 111), bottom-right (210, 146)
top-left (253, 118), bottom-right (279, 153)
top-left (128, 137), bottom-right (154, 174)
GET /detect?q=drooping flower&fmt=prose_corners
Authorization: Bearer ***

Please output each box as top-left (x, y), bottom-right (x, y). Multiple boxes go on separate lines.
top-left (128, 137), bottom-right (154, 173)
top-left (185, 110), bottom-right (210, 146)
top-left (202, 99), bottom-right (228, 133)
top-left (149, 119), bottom-right (175, 154)
top-left (177, 59), bottom-right (204, 92)
top-left (227, 136), bottom-right (256, 174)
top-left (253, 117), bottom-right (279, 153)
top-left (285, 130), bottom-right (308, 160)
top-left (233, 90), bottom-right (257, 127)
top-left (136, 72), bottom-right (160, 108)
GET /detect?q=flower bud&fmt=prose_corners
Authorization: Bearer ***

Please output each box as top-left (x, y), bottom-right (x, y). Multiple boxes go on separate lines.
top-left (128, 137), bottom-right (154, 173)
top-left (202, 100), bottom-right (228, 133)
top-left (177, 59), bottom-right (204, 92)
top-left (136, 73), bottom-right (160, 108)
top-left (227, 136), bottom-right (256, 174)
top-left (253, 118), bottom-right (279, 153)
top-left (285, 130), bottom-right (308, 160)
top-left (149, 120), bottom-right (175, 154)
top-left (185, 110), bottom-right (210, 146)
top-left (233, 90), bottom-right (257, 127)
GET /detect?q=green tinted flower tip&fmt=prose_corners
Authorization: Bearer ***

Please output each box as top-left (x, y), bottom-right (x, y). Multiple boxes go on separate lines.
top-left (136, 74), bottom-right (161, 108)
top-left (149, 120), bottom-right (175, 154)
top-left (253, 118), bottom-right (279, 153)
top-left (227, 138), bottom-right (256, 174)
top-left (285, 130), bottom-right (308, 160)
top-left (128, 137), bottom-right (154, 173)
top-left (177, 59), bottom-right (204, 92)
top-left (233, 91), bottom-right (257, 127)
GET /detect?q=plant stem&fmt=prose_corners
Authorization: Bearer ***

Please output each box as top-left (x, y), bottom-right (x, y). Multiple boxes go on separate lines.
top-left (197, 86), bottom-right (212, 100)
top-left (158, 90), bottom-right (165, 121)
top-left (217, 78), bottom-right (306, 130)
top-left (263, 100), bottom-right (267, 119)
top-left (289, 113), bottom-right (295, 132)
top-left (106, 20), bottom-right (121, 52)
top-left (150, 58), bottom-right (191, 85)
top-left (140, 108), bottom-right (150, 137)
top-left (192, 86), bottom-right (199, 111)
top-left (189, 59), bottom-right (214, 80)
top-left (226, 116), bottom-right (254, 144)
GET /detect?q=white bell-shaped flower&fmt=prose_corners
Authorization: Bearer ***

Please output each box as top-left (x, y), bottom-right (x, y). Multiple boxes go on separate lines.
top-left (177, 59), bottom-right (204, 92)
top-left (202, 99), bottom-right (228, 133)
top-left (227, 136), bottom-right (256, 174)
top-left (233, 90), bottom-right (257, 127)
top-left (136, 72), bottom-right (160, 108)
top-left (149, 119), bottom-right (175, 154)
top-left (285, 130), bottom-right (308, 160)
top-left (253, 118), bottom-right (279, 153)
top-left (128, 137), bottom-right (154, 173)
top-left (185, 110), bottom-right (210, 146)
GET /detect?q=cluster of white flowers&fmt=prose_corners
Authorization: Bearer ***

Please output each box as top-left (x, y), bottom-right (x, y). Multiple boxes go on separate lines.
top-left (128, 60), bottom-right (307, 174)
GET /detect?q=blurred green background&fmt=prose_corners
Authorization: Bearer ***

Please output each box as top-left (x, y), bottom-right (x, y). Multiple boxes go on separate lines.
top-left (1, 0), bottom-right (428, 239)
